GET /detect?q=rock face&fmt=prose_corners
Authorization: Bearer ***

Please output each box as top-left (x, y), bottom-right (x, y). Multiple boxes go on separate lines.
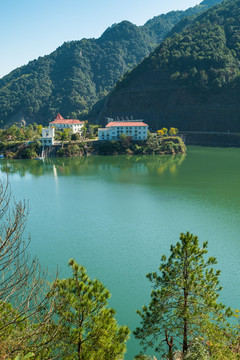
top-left (101, 0), bottom-right (240, 132)
top-left (101, 71), bottom-right (240, 132)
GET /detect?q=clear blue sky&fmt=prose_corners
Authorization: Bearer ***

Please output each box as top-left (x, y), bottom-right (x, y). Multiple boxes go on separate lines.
top-left (0, 0), bottom-right (201, 78)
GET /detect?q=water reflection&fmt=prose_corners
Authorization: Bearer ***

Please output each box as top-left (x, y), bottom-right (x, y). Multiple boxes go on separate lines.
top-left (0, 154), bottom-right (186, 179)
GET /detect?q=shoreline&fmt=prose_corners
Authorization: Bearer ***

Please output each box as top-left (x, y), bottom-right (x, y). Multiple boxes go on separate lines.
top-left (0, 136), bottom-right (187, 159)
top-left (179, 131), bottom-right (240, 147)
top-left (54, 136), bottom-right (187, 158)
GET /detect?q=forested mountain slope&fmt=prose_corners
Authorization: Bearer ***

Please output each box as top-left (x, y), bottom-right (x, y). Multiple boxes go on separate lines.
top-left (0, 0), bottom-right (221, 126)
top-left (142, 0), bottom-right (221, 43)
top-left (102, 0), bottom-right (240, 132)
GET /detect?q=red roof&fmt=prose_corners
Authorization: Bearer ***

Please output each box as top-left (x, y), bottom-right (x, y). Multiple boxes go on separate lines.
top-left (106, 121), bottom-right (148, 127)
top-left (50, 113), bottom-right (83, 125)
top-left (55, 113), bottom-right (64, 120)
top-left (50, 119), bottom-right (83, 125)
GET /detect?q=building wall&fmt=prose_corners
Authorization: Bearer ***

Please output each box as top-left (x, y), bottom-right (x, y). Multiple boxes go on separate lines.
top-left (53, 123), bottom-right (83, 133)
top-left (98, 125), bottom-right (148, 141)
top-left (40, 138), bottom-right (54, 146)
top-left (42, 127), bottom-right (55, 138)
top-left (40, 127), bottom-right (55, 146)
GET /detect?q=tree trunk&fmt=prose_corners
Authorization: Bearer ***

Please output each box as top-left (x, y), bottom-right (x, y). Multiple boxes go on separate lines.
top-left (165, 329), bottom-right (174, 360)
top-left (183, 317), bottom-right (188, 354)
top-left (78, 340), bottom-right (82, 360)
top-left (183, 283), bottom-right (189, 354)
top-left (182, 241), bottom-right (190, 356)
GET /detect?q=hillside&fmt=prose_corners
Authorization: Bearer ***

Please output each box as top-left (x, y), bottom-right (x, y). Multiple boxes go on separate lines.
top-left (142, 0), bottom-right (221, 43)
top-left (101, 0), bottom-right (240, 132)
top-left (0, 0), bottom-right (221, 127)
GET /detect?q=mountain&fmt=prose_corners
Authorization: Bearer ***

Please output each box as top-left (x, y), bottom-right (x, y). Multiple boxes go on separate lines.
top-left (142, 0), bottom-right (221, 43)
top-left (101, 0), bottom-right (240, 132)
top-left (0, 0), bottom-right (222, 126)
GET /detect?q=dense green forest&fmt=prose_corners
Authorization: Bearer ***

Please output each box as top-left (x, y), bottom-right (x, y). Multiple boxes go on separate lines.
top-left (142, 0), bottom-right (221, 44)
top-left (102, 0), bottom-right (240, 132)
top-left (115, 0), bottom-right (240, 90)
top-left (0, 0), bottom-right (221, 127)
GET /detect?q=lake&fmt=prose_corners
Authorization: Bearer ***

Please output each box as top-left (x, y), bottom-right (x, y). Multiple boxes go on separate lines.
top-left (0, 146), bottom-right (240, 359)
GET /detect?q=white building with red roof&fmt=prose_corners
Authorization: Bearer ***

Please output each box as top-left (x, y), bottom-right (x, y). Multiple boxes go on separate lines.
top-left (49, 113), bottom-right (84, 134)
top-left (98, 119), bottom-right (148, 141)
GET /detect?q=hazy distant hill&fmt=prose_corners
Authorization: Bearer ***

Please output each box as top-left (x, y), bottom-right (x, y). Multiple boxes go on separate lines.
top-left (101, 0), bottom-right (240, 132)
top-left (0, 0), bottom-right (222, 126)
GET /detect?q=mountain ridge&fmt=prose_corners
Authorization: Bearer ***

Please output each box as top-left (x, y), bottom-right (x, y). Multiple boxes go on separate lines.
top-left (0, 0), bottom-right (222, 126)
top-left (101, 0), bottom-right (240, 132)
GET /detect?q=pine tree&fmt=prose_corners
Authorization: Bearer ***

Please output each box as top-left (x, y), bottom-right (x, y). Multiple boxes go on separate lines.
top-left (0, 178), bottom-right (59, 359)
top-left (134, 232), bottom-right (236, 359)
top-left (48, 259), bottom-right (130, 360)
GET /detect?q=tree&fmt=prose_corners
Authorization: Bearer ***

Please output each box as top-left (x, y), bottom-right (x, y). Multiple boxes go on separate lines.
top-left (19, 143), bottom-right (38, 159)
top-left (134, 356), bottom-right (157, 360)
top-left (184, 339), bottom-right (210, 360)
top-left (169, 127), bottom-right (178, 136)
top-left (8, 354), bottom-right (35, 360)
top-left (48, 259), bottom-right (130, 360)
top-left (134, 232), bottom-right (236, 360)
top-left (62, 128), bottom-right (71, 141)
top-left (157, 130), bottom-right (164, 137)
top-left (119, 134), bottom-right (132, 151)
top-left (160, 127), bottom-right (168, 136)
top-left (37, 125), bottom-right (43, 135)
top-left (0, 178), bottom-right (59, 359)
top-left (71, 133), bottom-right (81, 141)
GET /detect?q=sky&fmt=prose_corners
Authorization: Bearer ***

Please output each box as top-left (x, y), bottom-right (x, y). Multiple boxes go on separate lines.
top-left (0, 0), bottom-right (202, 79)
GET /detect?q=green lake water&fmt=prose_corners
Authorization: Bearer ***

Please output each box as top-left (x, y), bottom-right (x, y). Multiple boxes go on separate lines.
top-left (0, 146), bottom-right (240, 359)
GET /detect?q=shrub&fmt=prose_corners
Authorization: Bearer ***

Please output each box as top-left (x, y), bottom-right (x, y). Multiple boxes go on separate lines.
top-left (57, 148), bottom-right (65, 157)
top-left (71, 133), bottom-right (81, 141)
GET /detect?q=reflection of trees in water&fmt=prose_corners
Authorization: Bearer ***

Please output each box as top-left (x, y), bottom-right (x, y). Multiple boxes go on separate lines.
top-left (0, 159), bottom-right (46, 177)
top-left (135, 153), bottom-right (186, 176)
top-left (0, 154), bottom-right (186, 178)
